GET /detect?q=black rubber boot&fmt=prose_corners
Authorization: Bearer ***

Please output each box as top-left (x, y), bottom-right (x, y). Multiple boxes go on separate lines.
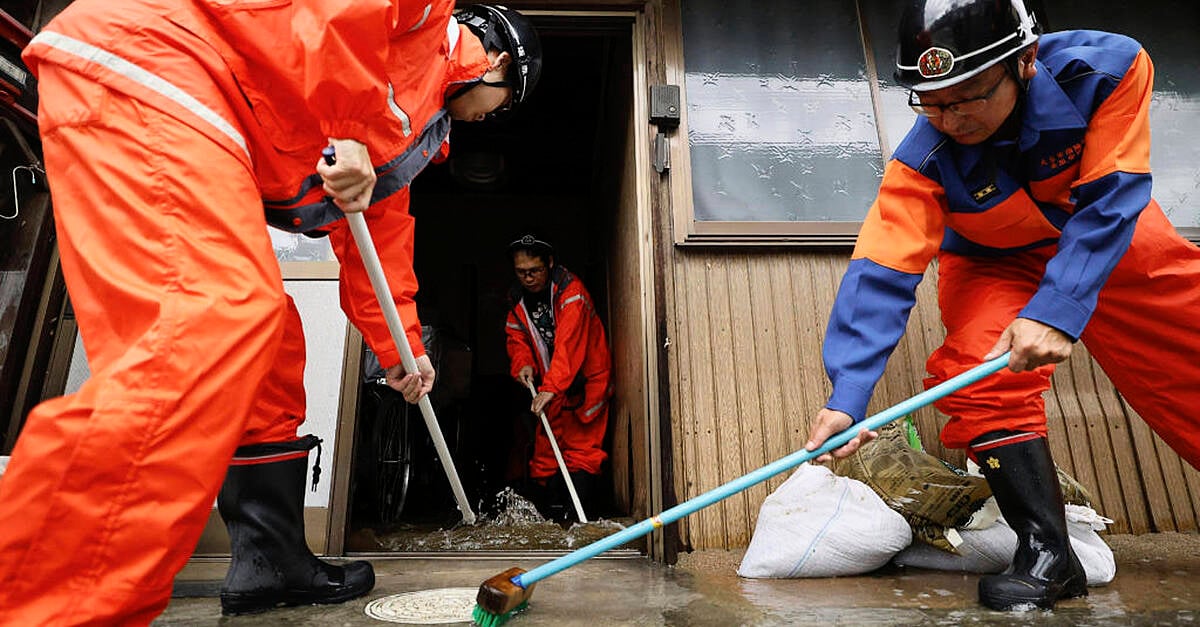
top-left (218, 436), bottom-right (375, 615)
top-left (541, 471), bottom-right (599, 522)
top-left (970, 431), bottom-right (1087, 611)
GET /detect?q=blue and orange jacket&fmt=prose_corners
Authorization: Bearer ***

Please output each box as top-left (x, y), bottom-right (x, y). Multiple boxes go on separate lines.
top-left (825, 30), bottom-right (1156, 423)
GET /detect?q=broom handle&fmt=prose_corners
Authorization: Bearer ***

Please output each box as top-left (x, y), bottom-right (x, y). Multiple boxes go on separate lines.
top-left (526, 380), bottom-right (588, 523)
top-left (514, 352), bottom-right (1012, 587)
top-left (345, 211), bottom-right (477, 525)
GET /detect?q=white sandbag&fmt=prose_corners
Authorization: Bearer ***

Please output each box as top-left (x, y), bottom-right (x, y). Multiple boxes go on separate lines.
top-left (892, 519), bottom-right (1014, 573)
top-left (738, 463), bottom-right (912, 578)
top-left (893, 504), bottom-right (1116, 586)
top-left (1065, 504), bottom-right (1116, 586)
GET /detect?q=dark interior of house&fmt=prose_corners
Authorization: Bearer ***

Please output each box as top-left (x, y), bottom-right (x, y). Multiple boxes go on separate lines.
top-left (346, 20), bottom-right (635, 550)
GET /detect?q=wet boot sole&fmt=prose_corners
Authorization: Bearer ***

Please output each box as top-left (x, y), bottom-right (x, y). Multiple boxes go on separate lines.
top-left (978, 576), bottom-right (1088, 611)
top-left (220, 585), bottom-right (373, 616)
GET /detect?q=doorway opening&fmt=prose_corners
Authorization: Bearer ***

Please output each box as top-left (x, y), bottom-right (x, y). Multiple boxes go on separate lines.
top-left (344, 15), bottom-right (642, 554)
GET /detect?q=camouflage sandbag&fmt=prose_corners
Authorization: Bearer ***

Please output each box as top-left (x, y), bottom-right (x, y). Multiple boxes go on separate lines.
top-left (833, 422), bottom-right (993, 553)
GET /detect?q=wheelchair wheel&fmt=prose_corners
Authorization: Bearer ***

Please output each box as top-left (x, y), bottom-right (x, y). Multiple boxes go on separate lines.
top-left (368, 384), bottom-right (414, 525)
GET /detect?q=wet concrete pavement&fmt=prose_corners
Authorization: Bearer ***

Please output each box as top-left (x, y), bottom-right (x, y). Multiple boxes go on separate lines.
top-left (157, 532), bottom-right (1199, 626)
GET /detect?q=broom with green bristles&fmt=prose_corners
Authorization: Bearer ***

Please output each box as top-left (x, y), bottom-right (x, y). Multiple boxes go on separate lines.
top-left (472, 352), bottom-right (1012, 626)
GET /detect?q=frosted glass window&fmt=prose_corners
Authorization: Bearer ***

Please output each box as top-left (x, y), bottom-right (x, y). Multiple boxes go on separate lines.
top-left (858, 0), bottom-right (919, 157)
top-left (681, 0), bottom-right (884, 222)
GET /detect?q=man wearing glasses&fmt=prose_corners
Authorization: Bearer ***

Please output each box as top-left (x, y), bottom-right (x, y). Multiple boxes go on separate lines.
top-left (803, 0), bottom-right (1200, 612)
top-left (505, 235), bottom-right (612, 521)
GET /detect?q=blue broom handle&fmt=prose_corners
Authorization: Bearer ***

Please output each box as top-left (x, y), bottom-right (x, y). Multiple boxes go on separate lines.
top-left (515, 352), bottom-right (1012, 588)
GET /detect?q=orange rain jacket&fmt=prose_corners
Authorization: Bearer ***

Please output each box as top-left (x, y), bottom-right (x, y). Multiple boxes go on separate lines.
top-left (506, 266), bottom-right (613, 478)
top-left (23, 0), bottom-right (491, 365)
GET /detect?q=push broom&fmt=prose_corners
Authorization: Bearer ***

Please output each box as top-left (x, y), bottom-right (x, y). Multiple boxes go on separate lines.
top-left (473, 352), bottom-right (1012, 626)
top-left (329, 146), bottom-right (476, 524)
top-left (525, 380), bottom-right (588, 523)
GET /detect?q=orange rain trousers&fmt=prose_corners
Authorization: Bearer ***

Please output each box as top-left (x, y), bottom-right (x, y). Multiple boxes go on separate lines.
top-left (927, 202), bottom-right (1200, 468)
top-left (0, 66), bottom-right (317, 624)
top-left (529, 398), bottom-right (609, 479)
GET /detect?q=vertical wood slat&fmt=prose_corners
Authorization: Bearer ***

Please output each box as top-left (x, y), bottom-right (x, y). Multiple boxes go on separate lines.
top-left (756, 256), bottom-right (794, 495)
top-left (671, 253), bottom-right (697, 547)
top-left (1070, 354), bottom-right (1127, 530)
top-left (704, 257), bottom-right (748, 548)
top-left (1049, 359), bottom-right (1098, 504)
top-left (1150, 433), bottom-right (1197, 531)
top-left (725, 255), bottom-right (763, 545)
top-left (1088, 358), bottom-right (1149, 534)
top-left (682, 254), bottom-right (726, 548)
top-left (1124, 399), bottom-right (1178, 532)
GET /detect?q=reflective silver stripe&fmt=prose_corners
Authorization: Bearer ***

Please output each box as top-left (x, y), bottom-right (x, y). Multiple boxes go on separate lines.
top-left (561, 294), bottom-right (583, 307)
top-left (584, 400), bottom-right (605, 418)
top-left (447, 16), bottom-right (460, 53)
top-left (386, 82), bottom-right (412, 137)
top-left (31, 31), bottom-right (249, 160)
top-left (407, 4), bottom-right (433, 32)
top-left (506, 322), bottom-right (523, 330)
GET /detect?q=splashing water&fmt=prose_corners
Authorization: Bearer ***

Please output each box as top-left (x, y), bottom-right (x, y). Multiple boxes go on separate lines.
top-left (369, 488), bottom-right (628, 552)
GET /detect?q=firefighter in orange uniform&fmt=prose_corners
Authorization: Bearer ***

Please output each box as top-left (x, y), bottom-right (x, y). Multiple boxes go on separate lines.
top-left (803, 0), bottom-right (1200, 614)
top-left (0, 1), bottom-right (539, 623)
top-left (506, 235), bottom-right (612, 520)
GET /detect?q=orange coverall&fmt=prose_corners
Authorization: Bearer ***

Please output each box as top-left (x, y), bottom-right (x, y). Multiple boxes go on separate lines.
top-left (506, 266), bottom-right (612, 479)
top-left (0, 0), bottom-right (487, 623)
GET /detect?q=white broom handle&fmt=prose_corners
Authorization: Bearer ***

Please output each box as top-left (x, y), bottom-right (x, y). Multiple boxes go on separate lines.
top-left (526, 380), bottom-right (587, 524)
top-left (345, 212), bottom-right (476, 525)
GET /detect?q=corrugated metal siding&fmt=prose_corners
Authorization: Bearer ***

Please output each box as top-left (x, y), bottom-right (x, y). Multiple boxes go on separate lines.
top-left (665, 250), bottom-right (1200, 549)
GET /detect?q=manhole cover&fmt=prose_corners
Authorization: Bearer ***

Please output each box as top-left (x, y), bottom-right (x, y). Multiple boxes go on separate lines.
top-left (364, 587), bottom-right (478, 624)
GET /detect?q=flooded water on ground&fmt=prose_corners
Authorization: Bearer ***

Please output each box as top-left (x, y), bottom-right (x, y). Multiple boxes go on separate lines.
top-left (349, 488), bottom-right (633, 552)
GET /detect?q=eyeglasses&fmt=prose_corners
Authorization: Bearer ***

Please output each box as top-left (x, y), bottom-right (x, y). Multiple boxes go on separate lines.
top-left (908, 73), bottom-right (1008, 118)
top-left (515, 265), bottom-right (547, 279)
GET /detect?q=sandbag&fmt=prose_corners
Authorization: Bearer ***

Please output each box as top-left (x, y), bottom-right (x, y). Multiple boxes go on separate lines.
top-left (892, 516), bottom-right (1015, 573)
top-left (738, 463), bottom-right (911, 578)
top-left (833, 423), bottom-right (993, 553)
top-left (1066, 504), bottom-right (1117, 586)
top-left (892, 504), bottom-right (1116, 586)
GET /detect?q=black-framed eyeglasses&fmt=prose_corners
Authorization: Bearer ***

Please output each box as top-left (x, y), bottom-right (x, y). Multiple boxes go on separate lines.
top-left (515, 265), bottom-right (547, 279)
top-left (909, 73), bottom-right (1008, 118)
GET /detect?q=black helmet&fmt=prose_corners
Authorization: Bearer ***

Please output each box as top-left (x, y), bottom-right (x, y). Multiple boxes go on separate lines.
top-left (895, 0), bottom-right (1039, 92)
top-left (455, 4), bottom-right (543, 108)
top-left (508, 234), bottom-right (554, 259)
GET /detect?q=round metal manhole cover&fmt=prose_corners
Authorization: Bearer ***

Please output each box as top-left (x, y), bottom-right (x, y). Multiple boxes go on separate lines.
top-left (364, 587), bottom-right (478, 624)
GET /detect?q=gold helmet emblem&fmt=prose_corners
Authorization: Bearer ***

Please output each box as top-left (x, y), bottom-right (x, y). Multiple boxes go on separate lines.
top-left (917, 47), bottom-right (955, 78)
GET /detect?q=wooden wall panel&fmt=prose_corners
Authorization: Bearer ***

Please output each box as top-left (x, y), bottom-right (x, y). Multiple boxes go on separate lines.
top-left (665, 249), bottom-right (1200, 549)
top-left (607, 94), bottom-right (639, 516)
